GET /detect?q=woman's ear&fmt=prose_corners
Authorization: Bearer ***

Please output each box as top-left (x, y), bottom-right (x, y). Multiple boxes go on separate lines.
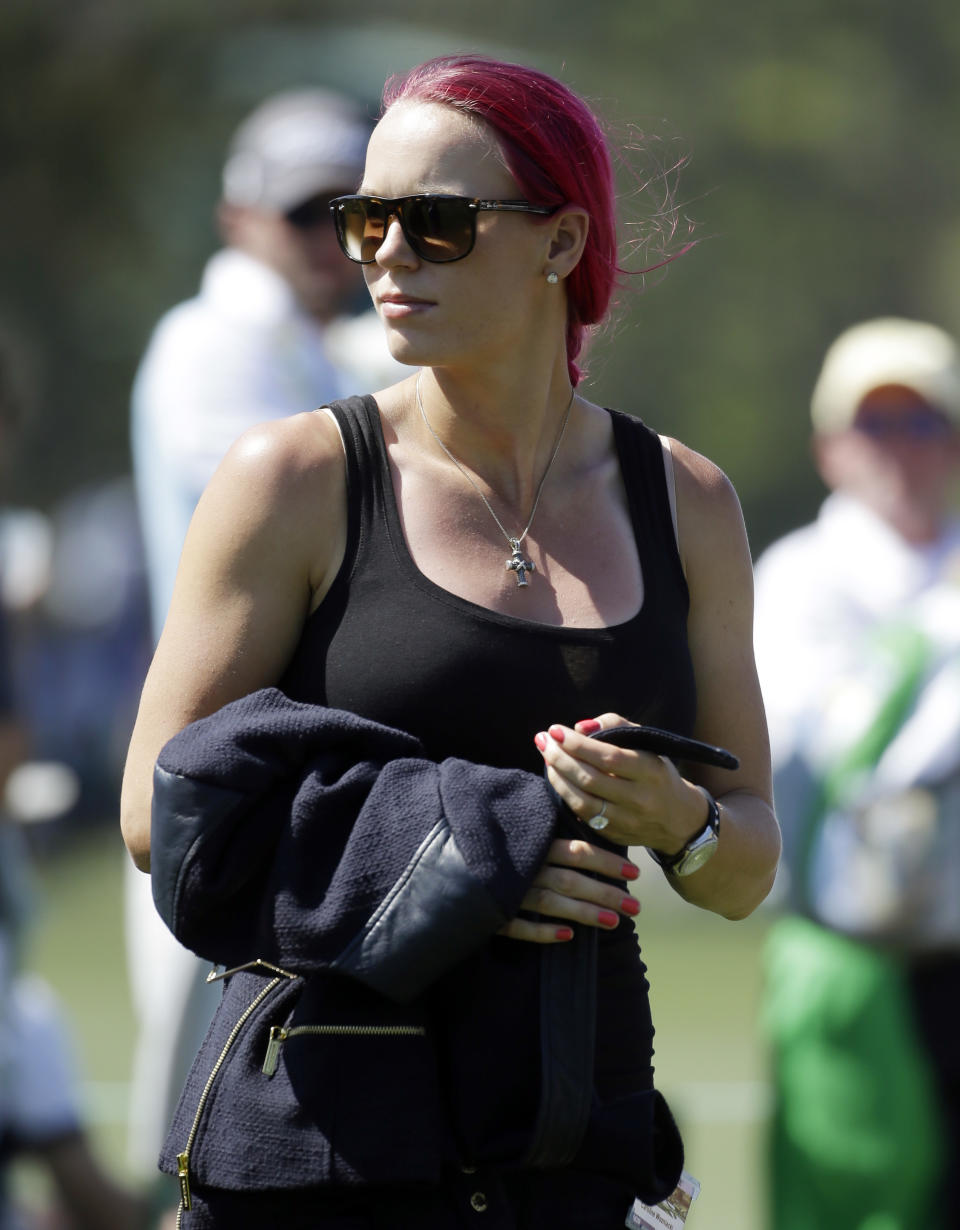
top-left (546, 206), bottom-right (590, 278)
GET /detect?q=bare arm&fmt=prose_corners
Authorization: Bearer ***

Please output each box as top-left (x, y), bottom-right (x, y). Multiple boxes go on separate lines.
top-left (537, 443), bottom-right (780, 920)
top-left (120, 410), bottom-right (347, 870)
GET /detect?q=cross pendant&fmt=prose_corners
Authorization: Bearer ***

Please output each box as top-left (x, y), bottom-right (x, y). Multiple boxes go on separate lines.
top-left (506, 539), bottom-right (535, 587)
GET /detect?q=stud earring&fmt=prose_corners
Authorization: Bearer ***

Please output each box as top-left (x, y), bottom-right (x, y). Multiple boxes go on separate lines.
top-left (546, 271), bottom-right (559, 284)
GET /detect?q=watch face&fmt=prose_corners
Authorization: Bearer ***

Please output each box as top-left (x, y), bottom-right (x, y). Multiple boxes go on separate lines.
top-left (675, 829), bottom-right (719, 877)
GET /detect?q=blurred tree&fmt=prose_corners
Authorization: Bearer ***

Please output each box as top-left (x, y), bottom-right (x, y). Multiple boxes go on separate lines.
top-left (1, 0), bottom-right (958, 550)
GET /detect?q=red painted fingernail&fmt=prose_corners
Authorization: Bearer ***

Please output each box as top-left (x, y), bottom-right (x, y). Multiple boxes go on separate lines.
top-left (622, 862), bottom-right (640, 881)
top-left (620, 896), bottom-right (640, 916)
top-left (555, 927), bottom-right (574, 941)
top-left (576, 719), bottom-right (602, 734)
top-left (534, 732), bottom-right (547, 752)
top-left (598, 910), bottom-right (619, 928)
top-left (548, 725), bottom-right (566, 743)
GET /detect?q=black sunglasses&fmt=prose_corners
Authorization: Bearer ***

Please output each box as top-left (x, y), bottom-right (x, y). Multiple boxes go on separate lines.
top-left (854, 406), bottom-right (956, 441)
top-left (328, 193), bottom-right (558, 264)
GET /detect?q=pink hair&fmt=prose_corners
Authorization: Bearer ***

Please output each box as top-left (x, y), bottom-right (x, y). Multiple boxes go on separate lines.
top-left (381, 55), bottom-right (618, 387)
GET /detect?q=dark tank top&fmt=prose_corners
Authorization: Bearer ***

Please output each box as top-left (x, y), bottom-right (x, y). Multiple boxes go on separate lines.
top-left (279, 395), bottom-right (690, 1118)
top-left (279, 395), bottom-right (696, 767)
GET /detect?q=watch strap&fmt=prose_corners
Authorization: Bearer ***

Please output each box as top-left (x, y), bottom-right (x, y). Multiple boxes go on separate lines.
top-left (649, 788), bottom-right (720, 872)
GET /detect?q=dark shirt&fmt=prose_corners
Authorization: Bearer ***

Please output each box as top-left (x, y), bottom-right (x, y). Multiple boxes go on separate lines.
top-left (279, 396), bottom-right (696, 773)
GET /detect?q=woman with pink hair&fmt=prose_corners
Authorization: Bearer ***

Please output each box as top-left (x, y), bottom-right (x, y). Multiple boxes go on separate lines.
top-left (121, 54), bottom-right (778, 1228)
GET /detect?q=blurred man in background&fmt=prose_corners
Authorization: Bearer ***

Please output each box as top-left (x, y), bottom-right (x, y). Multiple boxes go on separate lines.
top-left (125, 87), bottom-right (402, 1210)
top-left (754, 318), bottom-right (960, 1230)
top-left (131, 86), bottom-right (401, 635)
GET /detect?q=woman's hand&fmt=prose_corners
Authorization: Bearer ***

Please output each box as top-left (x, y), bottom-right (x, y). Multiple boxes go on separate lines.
top-left (521, 441), bottom-right (781, 926)
top-left (534, 714), bottom-right (710, 855)
top-left (498, 836), bottom-right (641, 944)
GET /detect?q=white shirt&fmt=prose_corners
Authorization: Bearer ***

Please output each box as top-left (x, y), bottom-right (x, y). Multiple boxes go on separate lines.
top-left (754, 491), bottom-right (960, 767)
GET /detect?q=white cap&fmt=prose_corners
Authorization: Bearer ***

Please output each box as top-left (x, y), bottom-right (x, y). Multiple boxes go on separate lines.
top-left (810, 317), bottom-right (960, 433)
top-left (222, 89), bottom-right (370, 214)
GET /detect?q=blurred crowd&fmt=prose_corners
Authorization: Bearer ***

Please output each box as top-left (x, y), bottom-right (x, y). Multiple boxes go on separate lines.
top-left (0, 475), bottom-right (151, 841)
top-left (0, 344), bottom-right (152, 1226)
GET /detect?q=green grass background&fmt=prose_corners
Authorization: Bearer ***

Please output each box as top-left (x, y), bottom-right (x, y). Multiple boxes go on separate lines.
top-left (15, 827), bottom-right (775, 1229)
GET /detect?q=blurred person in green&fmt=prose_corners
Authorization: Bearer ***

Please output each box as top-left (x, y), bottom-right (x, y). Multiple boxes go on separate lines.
top-left (753, 318), bottom-right (960, 1229)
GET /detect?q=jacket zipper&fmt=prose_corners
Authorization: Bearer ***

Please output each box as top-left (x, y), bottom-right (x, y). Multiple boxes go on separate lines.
top-left (262, 1022), bottom-right (427, 1078)
top-left (175, 974), bottom-right (291, 1225)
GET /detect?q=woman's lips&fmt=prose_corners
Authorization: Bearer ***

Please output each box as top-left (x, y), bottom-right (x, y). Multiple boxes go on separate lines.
top-left (379, 294), bottom-right (434, 319)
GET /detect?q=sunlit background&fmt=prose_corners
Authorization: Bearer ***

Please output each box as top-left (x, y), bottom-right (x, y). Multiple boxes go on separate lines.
top-left (2, 2), bottom-right (958, 1226)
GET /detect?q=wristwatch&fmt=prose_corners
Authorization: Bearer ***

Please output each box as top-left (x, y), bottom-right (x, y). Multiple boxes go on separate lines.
top-left (650, 789), bottom-right (720, 877)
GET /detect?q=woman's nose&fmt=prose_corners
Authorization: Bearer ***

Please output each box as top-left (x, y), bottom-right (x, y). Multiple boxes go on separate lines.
top-left (375, 214), bottom-right (417, 268)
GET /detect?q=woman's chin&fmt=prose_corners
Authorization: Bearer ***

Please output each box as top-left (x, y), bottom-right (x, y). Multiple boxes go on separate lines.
top-left (383, 330), bottom-right (438, 369)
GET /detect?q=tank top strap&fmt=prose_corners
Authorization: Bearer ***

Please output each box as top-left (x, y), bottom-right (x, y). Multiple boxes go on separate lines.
top-left (323, 394), bottom-right (393, 587)
top-left (608, 408), bottom-right (688, 605)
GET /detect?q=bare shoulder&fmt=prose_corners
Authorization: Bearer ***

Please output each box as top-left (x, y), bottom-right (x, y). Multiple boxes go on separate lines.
top-left (662, 437), bottom-right (750, 584)
top-left (666, 436), bottom-right (741, 511)
top-left (181, 407), bottom-right (351, 610)
top-left (206, 409), bottom-right (346, 516)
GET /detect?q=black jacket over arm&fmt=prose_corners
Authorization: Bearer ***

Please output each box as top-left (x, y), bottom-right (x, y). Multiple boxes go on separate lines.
top-left (151, 687), bottom-right (558, 1002)
top-left (149, 688), bottom-right (682, 1206)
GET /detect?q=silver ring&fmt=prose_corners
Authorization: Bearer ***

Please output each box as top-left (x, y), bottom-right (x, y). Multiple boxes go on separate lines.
top-left (586, 801), bottom-right (609, 831)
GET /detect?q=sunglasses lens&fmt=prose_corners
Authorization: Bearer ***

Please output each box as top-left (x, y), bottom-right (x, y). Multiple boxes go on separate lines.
top-left (404, 198), bottom-right (475, 262)
top-left (335, 199), bottom-right (386, 263)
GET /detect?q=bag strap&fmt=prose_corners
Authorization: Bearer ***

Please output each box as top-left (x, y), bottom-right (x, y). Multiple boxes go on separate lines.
top-left (795, 623), bottom-right (931, 913)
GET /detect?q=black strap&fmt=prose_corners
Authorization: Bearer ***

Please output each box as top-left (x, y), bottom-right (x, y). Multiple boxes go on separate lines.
top-left (522, 919), bottom-right (598, 1168)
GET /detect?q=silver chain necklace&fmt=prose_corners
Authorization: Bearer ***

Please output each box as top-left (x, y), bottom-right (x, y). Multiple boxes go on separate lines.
top-left (415, 371), bottom-right (575, 587)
